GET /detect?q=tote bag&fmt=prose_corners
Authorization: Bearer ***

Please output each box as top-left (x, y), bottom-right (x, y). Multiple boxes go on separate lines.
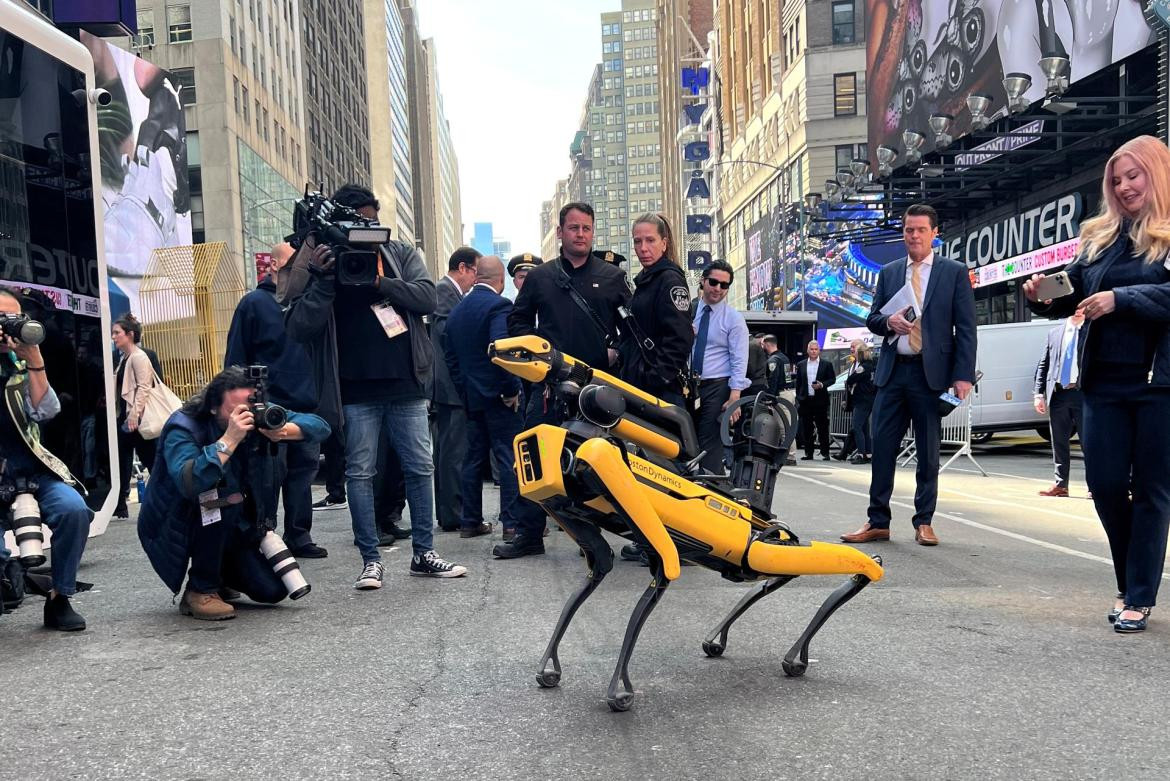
top-left (137, 370), bottom-right (183, 440)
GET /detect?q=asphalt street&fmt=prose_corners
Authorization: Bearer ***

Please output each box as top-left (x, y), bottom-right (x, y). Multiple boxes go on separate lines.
top-left (3, 433), bottom-right (1168, 780)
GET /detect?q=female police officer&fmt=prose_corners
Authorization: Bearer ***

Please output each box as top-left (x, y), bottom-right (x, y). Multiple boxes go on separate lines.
top-left (619, 213), bottom-right (695, 406)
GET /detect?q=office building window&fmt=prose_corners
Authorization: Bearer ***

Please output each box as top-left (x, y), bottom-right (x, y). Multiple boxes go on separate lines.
top-left (832, 2), bottom-right (856, 45)
top-left (136, 9), bottom-right (155, 44)
top-left (834, 73), bottom-right (857, 116)
top-left (835, 144), bottom-right (853, 173)
top-left (233, 77), bottom-right (240, 113)
top-left (167, 4), bottom-right (193, 43)
top-left (171, 67), bottom-right (196, 104)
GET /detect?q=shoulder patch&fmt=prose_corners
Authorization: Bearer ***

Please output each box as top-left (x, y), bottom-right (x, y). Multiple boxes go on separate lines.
top-left (669, 286), bottom-right (690, 311)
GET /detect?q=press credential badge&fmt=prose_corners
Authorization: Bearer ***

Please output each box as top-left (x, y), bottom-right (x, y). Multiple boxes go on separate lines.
top-left (198, 490), bottom-right (222, 526)
top-left (371, 301), bottom-right (408, 339)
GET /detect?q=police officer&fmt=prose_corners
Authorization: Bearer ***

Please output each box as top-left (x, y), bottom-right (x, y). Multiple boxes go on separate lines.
top-left (496, 202), bottom-right (631, 559)
top-left (619, 213), bottom-right (694, 406)
top-left (507, 253), bottom-right (543, 292)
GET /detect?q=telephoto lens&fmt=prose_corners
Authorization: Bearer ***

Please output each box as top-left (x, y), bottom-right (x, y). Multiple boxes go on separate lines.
top-left (258, 531), bottom-right (311, 599)
top-left (0, 314), bottom-right (46, 346)
top-left (10, 493), bottom-right (46, 567)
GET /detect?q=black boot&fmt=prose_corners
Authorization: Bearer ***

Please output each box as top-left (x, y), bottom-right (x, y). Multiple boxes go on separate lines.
top-left (44, 594), bottom-right (86, 632)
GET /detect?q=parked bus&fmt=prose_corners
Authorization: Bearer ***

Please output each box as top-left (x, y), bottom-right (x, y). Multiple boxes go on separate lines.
top-left (1, 1), bottom-right (120, 539)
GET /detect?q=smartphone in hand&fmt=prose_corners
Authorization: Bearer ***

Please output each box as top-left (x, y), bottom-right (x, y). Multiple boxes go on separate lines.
top-left (1031, 271), bottom-right (1074, 301)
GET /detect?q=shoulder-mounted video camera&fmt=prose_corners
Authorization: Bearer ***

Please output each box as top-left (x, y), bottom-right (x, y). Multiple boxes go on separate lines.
top-left (246, 365), bottom-right (288, 430)
top-left (288, 188), bottom-right (393, 287)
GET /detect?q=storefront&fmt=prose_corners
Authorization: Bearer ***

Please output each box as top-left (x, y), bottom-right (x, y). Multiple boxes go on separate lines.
top-left (847, 1), bottom-right (1165, 324)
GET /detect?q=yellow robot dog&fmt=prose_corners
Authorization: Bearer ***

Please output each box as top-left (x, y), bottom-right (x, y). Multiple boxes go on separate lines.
top-left (490, 335), bottom-right (884, 712)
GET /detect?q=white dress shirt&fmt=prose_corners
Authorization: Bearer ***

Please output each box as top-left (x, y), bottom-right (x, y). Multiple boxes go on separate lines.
top-left (806, 357), bottom-right (820, 395)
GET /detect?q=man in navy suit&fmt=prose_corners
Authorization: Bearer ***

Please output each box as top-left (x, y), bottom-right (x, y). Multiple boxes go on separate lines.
top-left (841, 204), bottom-right (977, 546)
top-left (443, 256), bottom-right (524, 539)
top-left (794, 340), bottom-right (837, 461)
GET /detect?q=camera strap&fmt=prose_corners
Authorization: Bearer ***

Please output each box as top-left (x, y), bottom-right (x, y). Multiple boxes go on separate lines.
top-left (557, 261), bottom-right (616, 349)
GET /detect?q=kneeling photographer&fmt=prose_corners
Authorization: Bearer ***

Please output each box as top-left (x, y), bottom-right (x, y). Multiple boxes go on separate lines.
top-left (1, 288), bottom-right (92, 631)
top-left (137, 366), bottom-right (329, 621)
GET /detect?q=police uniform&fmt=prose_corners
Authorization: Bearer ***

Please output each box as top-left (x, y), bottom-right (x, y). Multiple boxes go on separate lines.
top-left (619, 259), bottom-right (694, 404)
top-left (507, 253), bottom-right (543, 280)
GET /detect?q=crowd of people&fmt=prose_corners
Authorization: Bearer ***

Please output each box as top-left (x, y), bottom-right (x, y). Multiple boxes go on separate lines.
top-left (2, 135), bottom-right (1169, 636)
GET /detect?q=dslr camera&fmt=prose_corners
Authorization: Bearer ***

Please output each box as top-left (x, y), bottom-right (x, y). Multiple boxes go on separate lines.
top-left (288, 188), bottom-right (393, 287)
top-left (0, 314), bottom-right (45, 347)
top-left (246, 365), bottom-right (288, 430)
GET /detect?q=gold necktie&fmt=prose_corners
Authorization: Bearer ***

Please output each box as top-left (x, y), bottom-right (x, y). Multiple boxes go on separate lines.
top-left (908, 261), bottom-right (924, 353)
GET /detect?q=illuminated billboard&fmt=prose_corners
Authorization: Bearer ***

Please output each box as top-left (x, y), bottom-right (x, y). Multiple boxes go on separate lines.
top-left (866, 1), bottom-right (1155, 160)
top-left (79, 32), bottom-right (191, 319)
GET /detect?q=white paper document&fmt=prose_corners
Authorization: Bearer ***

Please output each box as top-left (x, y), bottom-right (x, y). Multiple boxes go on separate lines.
top-left (879, 282), bottom-right (921, 318)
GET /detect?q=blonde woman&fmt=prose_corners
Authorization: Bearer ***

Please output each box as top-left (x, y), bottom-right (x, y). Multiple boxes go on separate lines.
top-left (844, 340), bottom-right (877, 464)
top-left (112, 313), bottom-right (156, 518)
top-left (1024, 135), bottom-right (1170, 633)
top-left (619, 213), bottom-right (695, 406)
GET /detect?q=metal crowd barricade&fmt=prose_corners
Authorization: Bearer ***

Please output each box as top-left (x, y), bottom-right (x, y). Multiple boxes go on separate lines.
top-left (897, 394), bottom-right (986, 476)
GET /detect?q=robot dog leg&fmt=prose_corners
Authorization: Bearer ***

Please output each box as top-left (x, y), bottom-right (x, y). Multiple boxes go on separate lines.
top-left (702, 575), bottom-right (797, 658)
top-left (781, 559), bottom-right (881, 677)
top-left (535, 514), bottom-right (613, 689)
top-left (574, 437), bottom-right (680, 711)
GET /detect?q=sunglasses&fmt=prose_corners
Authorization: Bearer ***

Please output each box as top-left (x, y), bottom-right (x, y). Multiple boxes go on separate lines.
top-left (704, 278), bottom-right (731, 289)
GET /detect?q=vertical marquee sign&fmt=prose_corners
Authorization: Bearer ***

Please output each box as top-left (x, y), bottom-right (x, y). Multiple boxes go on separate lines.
top-left (680, 63), bottom-right (715, 271)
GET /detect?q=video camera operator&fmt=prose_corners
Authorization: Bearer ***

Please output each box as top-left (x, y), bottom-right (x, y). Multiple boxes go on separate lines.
top-left (225, 242), bottom-right (326, 559)
top-left (283, 184), bottom-right (467, 589)
top-left (137, 366), bottom-right (329, 620)
top-left (0, 288), bottom-right (91, 631)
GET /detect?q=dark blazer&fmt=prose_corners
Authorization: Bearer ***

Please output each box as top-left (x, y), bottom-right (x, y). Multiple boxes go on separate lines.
top-left (1033, 321), bottom-right (1078, 403)
top-left (867, 256), bottom-right (977, 391)
top-left (1029, 235), bottom-right (1170, 387)
top-left (444, 285), bottom-right (521, 411)
top-left (794, 358), bottom-right (836, 408)
top-left (845, 357), bottom-right (878, 409)
top-left (431, 276), bottom-right (464, 406)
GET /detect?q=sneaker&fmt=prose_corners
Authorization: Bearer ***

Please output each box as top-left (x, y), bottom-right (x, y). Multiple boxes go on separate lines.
top-left (620, 543), bottom-right (643, 562)
top-left (410, 550), bottom-right (468, 578)
top-left (313, 495), bottom-right (347, 511)
top-left (354, 561), bottom-right (385, 590)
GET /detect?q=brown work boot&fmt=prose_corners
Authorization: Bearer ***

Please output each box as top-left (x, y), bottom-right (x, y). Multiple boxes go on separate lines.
top-left (180, 588), bottom-right (236, 621)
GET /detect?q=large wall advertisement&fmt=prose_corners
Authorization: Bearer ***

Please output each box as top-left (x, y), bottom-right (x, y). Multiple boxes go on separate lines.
top-left (866, 0), bottom-right (1154, 161)
top-left (80, 31), bottom-right (190, 319)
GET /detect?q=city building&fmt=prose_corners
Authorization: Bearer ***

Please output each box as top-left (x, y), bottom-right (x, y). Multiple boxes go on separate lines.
top-left (656, 0), bottom-right (714, 284)
top-left (539, 179), bottom-right (568, 261)
top-left (714, 0), bottom-right (869, 313)
top-left (365, 0), bottom-right (415, 244)
top-left (401, 4), bottom-right (462, 274)
top-left (471, 222), bottom-right (494, 257)
top-left (127, 0), bottom-right (308, 285)
top-left (302, 0), bottom-right (370, 194)
top-left (493, 239), bottom-right (512, 259)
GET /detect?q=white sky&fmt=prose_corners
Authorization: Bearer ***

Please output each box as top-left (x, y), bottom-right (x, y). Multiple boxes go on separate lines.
top-left (416, 0), bottom-right (618, 254)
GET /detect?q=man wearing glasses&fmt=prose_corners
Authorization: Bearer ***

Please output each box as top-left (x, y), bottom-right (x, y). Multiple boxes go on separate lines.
top-left (690, 260), bottom-right (749, 474)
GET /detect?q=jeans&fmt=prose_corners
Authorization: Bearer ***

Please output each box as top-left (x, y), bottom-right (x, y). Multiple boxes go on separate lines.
top-left (0, 475), bottom-right (92, 596)
top-left (117, 427), bottom-right (157, 507)
top-left (343, 399), bottom-right (435, 561)
top-left (461, 401), bottom-right (523, 531)
top-left (187, 514), bottom-right (287, 602)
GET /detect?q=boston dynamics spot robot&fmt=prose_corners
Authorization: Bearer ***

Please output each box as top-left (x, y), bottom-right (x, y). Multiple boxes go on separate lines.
top-left (490, 336), bottom-right (884, 712)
